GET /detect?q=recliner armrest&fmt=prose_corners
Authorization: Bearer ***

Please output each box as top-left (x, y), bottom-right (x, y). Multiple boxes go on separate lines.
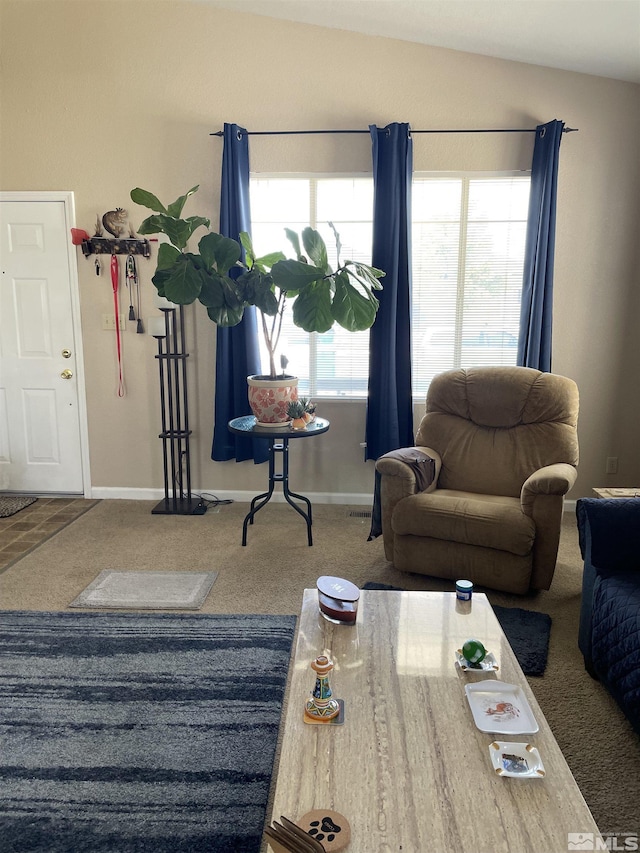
top-left (376, 446), bottom-right (441, 494)
top-left (521, 463), bottom-right (577, 514)
top-left (375, 447), bottom-right (441, 561)
top-left (521, 464), bottom-right (577, 591)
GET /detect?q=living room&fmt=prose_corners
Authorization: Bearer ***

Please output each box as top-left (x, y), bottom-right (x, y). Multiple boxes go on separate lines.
top-left (1, 0), bottom-right (639, 504)
top-left (1, 1), bottom-right (639, 851)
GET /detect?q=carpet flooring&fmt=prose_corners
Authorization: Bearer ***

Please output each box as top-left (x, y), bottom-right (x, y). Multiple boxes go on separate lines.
top-left (0, 610), bottom-right (296, 853)
top-left (0, 499), bottom-right (638, 840)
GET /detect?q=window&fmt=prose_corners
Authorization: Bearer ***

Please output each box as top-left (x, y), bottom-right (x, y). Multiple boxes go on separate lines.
top-left (249, 173), bottom-right (530, 399)
top-left (411, 174), bottom-right (530, 394)
top-left (250, 176), bottom-right (373, 398)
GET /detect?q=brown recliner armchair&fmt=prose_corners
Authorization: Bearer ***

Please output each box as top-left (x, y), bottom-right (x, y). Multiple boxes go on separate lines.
top-left (376, 366), bottom-right (579, 594)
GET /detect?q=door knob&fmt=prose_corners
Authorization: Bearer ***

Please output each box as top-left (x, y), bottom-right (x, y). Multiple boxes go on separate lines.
top-left (60, 369), bottom-right (73, 379)
top-left (62, 349), bottom-right (72, 358)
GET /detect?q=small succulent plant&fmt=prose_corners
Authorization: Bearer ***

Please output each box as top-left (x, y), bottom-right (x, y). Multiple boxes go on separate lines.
top-left (286, 399), bottom-right (308, 429)
top-left (286, 400), bottom-right (306, 419)
top-left (297, 397), bottom-right (316, 423)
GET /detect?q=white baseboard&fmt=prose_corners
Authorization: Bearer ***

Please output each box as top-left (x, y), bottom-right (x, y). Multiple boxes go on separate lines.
top-left (89, 487), bottom-right (375, 505)
top-left (89, 488), bottom-right (579, 513)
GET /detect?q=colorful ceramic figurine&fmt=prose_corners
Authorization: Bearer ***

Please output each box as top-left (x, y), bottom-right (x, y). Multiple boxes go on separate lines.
top-left (304, 655), bottom-right (340, 721)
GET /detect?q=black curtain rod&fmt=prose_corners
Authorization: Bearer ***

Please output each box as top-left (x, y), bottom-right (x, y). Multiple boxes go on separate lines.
top-left (210, 127), bottom-right (578, 137)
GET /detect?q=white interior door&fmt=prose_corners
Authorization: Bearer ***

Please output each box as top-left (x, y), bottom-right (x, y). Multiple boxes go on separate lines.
top-left (0, 197), bottom-right (86, 494)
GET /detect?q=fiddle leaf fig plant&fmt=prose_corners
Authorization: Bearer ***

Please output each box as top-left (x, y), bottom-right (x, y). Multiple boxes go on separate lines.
top-left (131, 185), bottom-right (384, 379)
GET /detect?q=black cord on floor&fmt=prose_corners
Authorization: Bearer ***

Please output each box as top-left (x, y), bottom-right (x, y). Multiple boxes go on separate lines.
top-left (173, 451), bottom-right (234, 510)
top-left (192, 492), bottom-right (234, 508)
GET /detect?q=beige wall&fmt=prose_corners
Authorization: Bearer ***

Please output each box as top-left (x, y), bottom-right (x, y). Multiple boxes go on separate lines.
top-left (1, 0), bottom-right (639, 501)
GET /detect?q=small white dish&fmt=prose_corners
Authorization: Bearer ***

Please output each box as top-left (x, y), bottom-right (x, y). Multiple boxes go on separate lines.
top-left (455, 649), bottom-right (499, 672)
top-left (489, 741), bottom-right (546, 778)
top-left (465, 680), bottom-right (539, 734)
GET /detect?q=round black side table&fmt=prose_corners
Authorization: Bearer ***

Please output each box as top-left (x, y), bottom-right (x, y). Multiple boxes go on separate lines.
top-left (228, 415), bottom-right (330, 546)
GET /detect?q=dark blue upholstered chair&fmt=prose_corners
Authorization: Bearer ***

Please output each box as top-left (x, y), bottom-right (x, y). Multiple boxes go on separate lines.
top-left (577, 497), bottom-right (640, 734)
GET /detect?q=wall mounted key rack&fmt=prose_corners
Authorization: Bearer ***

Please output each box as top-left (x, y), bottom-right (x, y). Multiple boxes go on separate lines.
top-left (81, 237), bottom-right (151, 258)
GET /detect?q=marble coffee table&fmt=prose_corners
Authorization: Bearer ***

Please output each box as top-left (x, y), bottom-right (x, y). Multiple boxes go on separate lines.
top-left (268, 590), bottom-right (602, 852)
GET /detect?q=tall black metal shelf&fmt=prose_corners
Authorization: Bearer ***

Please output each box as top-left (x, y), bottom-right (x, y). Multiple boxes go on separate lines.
top-left (151, 305), bottom-right (206, 515)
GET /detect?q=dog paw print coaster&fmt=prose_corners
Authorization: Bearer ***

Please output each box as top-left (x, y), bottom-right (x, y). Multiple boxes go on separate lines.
top-left (298, 810), bottom-right (351, 852)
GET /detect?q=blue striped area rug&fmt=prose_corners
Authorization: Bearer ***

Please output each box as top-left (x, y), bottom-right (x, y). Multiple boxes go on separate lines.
top-left (0, 610), bottom-right (296, 853)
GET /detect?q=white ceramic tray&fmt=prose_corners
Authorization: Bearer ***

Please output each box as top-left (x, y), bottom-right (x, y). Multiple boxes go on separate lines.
top-left (465, 680), bottom-right (539, 734)
top-left (489, 741), bottom-right (546, 778)
top-left (455, 649), bottom-right (499, 672)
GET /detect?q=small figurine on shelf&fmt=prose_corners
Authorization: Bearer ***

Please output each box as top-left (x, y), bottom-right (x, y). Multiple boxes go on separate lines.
top-left (102, 208), bottom-right (129, 238)
top-left (304, 655), bottom-right (340, 722)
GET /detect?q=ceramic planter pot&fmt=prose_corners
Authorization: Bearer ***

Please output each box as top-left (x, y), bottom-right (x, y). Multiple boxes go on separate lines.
top-left (247, 375), bottom-right (298, 427)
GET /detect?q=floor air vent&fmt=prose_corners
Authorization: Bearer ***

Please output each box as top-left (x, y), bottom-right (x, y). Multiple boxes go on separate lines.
top-left (348, 510), bottom-right (372, 518)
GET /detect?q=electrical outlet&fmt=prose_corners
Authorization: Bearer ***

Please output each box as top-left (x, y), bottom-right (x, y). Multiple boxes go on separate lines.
top-left (606, 456), bottom-right (618, 475)
top-left (102, 313), bottom-right (126, 331)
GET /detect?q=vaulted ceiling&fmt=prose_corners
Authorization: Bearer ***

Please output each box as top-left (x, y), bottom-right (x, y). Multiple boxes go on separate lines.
top-left (205, 0), bottom-right (640, 84)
